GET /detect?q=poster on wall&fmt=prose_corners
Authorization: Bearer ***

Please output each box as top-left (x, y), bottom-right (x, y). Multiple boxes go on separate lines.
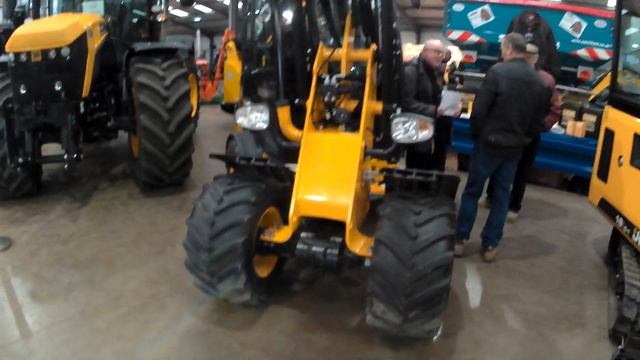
top-left (467, 4), bottom-right (495, 29)
top-left (559, 11), bottom-right (587, 38)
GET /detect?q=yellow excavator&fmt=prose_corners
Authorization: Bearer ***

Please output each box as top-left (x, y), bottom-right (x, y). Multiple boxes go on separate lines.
top-left (588, 0), bottom-right (640, 358)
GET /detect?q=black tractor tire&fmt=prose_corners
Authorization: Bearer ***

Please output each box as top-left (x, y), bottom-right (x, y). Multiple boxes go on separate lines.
top-left (0, 73), bottom-right (41, 200)
top-left (183, 173), bottom-right (290, 305)
top-left (367, 193), bottom-right (456, 338)
top-left (128, 55), bottom-right (197, 190)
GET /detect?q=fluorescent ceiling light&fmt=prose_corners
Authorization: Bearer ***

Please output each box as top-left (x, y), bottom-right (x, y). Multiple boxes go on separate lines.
top-left (223, 0), bottom-right (230, 5)
top-left (193, 3), bottom-right (213, 13)
top-left (193, 16), bottom-right (202, 22)
top-left (607, 0), bottom-right (616, 7)
top-left (170, 8), bottom-right (189, 17)
top-left (238, 1), bottom-right (243, 8)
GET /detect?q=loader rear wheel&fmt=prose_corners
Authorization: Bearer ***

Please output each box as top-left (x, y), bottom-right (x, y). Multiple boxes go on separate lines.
top-left (183, 174), bottom-right (289, 305)
top-left (367, 194), bottom-right (456, 338)
top-left (0, 73), bottom-right (41, 200)
top-left (128, 55), bottom-right (197, 189)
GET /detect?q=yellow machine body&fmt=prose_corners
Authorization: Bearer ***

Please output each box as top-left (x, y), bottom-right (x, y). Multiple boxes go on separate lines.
top-left (589, 106), bottom-right (640, 248)
top-left (261, 14), bottom-right (386, 257)
top-left (222, 40), bottom-right (242, 105)
top-left (5, 13), bottom-right (107, 98)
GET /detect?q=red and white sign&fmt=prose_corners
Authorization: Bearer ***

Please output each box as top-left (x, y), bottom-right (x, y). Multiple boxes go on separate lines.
top-left (570, 47), bottom-right (613, 62)
top-left (446, 30), bottom-right (486, 45)
top-left (577, 66), bottom-right (594, 81)
top-left (462, 50), bottom-right (478, 63)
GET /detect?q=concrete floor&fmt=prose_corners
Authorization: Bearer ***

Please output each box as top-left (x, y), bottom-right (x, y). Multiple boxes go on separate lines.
top-left (0, 106), bottom-right (614, 359)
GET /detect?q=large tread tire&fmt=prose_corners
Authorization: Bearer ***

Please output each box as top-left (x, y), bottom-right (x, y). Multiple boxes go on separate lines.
top-left (608, 229), bottom-right (640, 359)
top-left (0, 73), bottom-right (41, 200)
top-left (129, 55), bottom-right (197, 189)
top-left (183, 173), bottom-right (289, 305)
top-left (367, 194), bottom-right (456, 338)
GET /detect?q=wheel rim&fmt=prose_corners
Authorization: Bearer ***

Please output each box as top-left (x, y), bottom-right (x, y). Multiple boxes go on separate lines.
top-left (130, 133), bottom-right (140, 159)
top-left (252, 206), bottom-right (282, 278)
top-left (188, 74), bottom-right (199, 118)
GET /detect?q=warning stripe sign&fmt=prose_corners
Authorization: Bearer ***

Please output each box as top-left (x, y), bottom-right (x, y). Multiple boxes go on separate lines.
top-left (445, 30), bottom-right (486, 45)
top-left (570, 47), bottom-right (613, 61)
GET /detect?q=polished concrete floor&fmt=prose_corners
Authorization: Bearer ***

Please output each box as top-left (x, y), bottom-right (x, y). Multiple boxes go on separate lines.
top-left (0, 106), bottom-right (614, 359)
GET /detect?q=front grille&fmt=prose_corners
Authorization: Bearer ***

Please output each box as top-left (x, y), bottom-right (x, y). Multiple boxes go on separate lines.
top-left (8, 35), bottom-right (88, 105)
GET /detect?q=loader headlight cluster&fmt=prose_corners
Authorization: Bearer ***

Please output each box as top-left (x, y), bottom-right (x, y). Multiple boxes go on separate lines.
top-left (390, 113), bottom-right (434, 144)
top-left (60, 47), bottom-right (71, 58)
top-left (19, 53), bottom-right (28, 62)
top-left (235, 103), bottom-right (270, 130)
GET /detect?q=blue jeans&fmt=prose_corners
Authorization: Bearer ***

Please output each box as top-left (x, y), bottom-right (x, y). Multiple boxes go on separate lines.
top-left (457, 147), bottom-right (520, 249)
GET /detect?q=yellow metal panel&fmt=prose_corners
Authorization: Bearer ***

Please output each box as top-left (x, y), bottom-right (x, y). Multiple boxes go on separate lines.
top-left (292, 130), bottom-right (362, 221)
top-left (589, 106), bottom-right (640, 246)
top-left (223, 40), bottom-right (242, 104)
top-left (82, 22), bottom-right (107, 97)
top-left (6, 13), bottom-right (103, 52)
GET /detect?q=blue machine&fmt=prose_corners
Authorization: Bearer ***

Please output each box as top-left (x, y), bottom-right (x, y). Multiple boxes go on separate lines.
top-left (452, 119), bottom-right (597, 178)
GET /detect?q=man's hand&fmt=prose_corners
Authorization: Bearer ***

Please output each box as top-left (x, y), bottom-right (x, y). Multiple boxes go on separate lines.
top-left (437, 105), bottom-right (462, 118)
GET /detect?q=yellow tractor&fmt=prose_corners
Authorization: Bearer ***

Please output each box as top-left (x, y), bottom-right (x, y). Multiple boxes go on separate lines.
top-left (0, 0), bottom-right (199, 199)
top-left (184, 0), bottom-right (460, 337)
top-left (588, 0), bottom-right (640, 358)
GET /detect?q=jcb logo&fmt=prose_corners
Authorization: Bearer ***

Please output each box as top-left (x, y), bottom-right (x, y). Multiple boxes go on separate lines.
top-left (634, 229), bottom-right (640, 245)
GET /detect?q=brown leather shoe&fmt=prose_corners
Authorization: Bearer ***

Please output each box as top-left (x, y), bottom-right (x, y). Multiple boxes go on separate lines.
top-left (454, 239), bottom-right (465, 257)
top-left (482, 246), bottom-right (497, 263)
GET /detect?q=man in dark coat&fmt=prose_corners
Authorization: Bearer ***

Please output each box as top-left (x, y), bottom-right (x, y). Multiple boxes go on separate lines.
top-left (402, 39), bottom-right (449, 171)
top-left (454, 33), bottom-right (550, 262)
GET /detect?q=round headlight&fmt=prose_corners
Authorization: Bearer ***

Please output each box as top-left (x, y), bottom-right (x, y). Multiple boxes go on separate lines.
top-left (60, 46), bottom-right (71, 58)
top-left (48, 49), bottom-right (56, 59)
top-left (19, 84), bottom-right (27, 95)
top-left (19, 53), bottom-right (28, 62)
top-left (54, 81), bottom-right (63, 92)
top-left (7, 53), bottom-right (14, 62)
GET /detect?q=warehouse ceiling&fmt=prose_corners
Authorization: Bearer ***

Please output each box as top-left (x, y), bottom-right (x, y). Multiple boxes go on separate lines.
top-left (166, 0), bottom-right (615, 36)
top-left (166, 0), bottom-right (449, 35)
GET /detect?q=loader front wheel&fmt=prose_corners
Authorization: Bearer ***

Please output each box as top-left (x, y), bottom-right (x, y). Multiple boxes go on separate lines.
top-left (0, 73), bottom-right (41, 200)
top-left (367, 194), bottom-right (456, 338)
top-left (128, 55), bottom-right (197, 189)
top-left (183, 174), bottom-right (289, 305)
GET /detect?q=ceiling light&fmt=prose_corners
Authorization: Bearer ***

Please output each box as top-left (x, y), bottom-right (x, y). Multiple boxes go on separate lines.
top-left (607, 0), bottom-right (616, 7)
top-left (193, 16), bottom-right (202, 22)
top-left (193, 3), bottom-right (213, 13)
top-left (238, 1), bottom-right (243, 8)
top-left (169, 8), bottom-right (189, 17)
top-left (223, 0), bottom-right (230, 5)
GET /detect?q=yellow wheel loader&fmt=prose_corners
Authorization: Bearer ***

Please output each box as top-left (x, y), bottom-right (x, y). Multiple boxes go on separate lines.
top-left (0, 0), bottom-right (199, 199)
top-left (588, 0), bottom-right (640, 358)
top-left (184, 0), bottom-right (461, 338)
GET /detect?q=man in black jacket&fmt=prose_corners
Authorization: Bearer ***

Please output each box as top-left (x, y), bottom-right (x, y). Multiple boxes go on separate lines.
top-left (454, 33), bottom-right (550, 262)
top-left (402, 39), bottom-right (448, 170)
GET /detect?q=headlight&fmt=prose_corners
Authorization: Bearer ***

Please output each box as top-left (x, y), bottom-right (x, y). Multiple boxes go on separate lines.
top-left (60, 46), bottom-right (71, 58)
top-left (48, 49), bottom-right (56, 59)
top-left (235, 103), bottom-right (270, 130)
top-left (7, 53), bottom-right (14, 62)
top-left (390, 113), bottom-right (434, 144)
top-left (19, 53), bottom-right (28, 62)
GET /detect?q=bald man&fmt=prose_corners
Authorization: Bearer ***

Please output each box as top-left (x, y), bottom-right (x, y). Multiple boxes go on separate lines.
top-left (403, 39), bottom-right (449, 171)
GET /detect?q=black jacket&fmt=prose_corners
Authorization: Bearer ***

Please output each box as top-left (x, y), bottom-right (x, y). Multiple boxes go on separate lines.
top-left (402, 58), bottom-right (442, 118)
top-left (471, 58), bottom-right (550, 156)
top-left (507, 10), bottom-right (561, 79)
